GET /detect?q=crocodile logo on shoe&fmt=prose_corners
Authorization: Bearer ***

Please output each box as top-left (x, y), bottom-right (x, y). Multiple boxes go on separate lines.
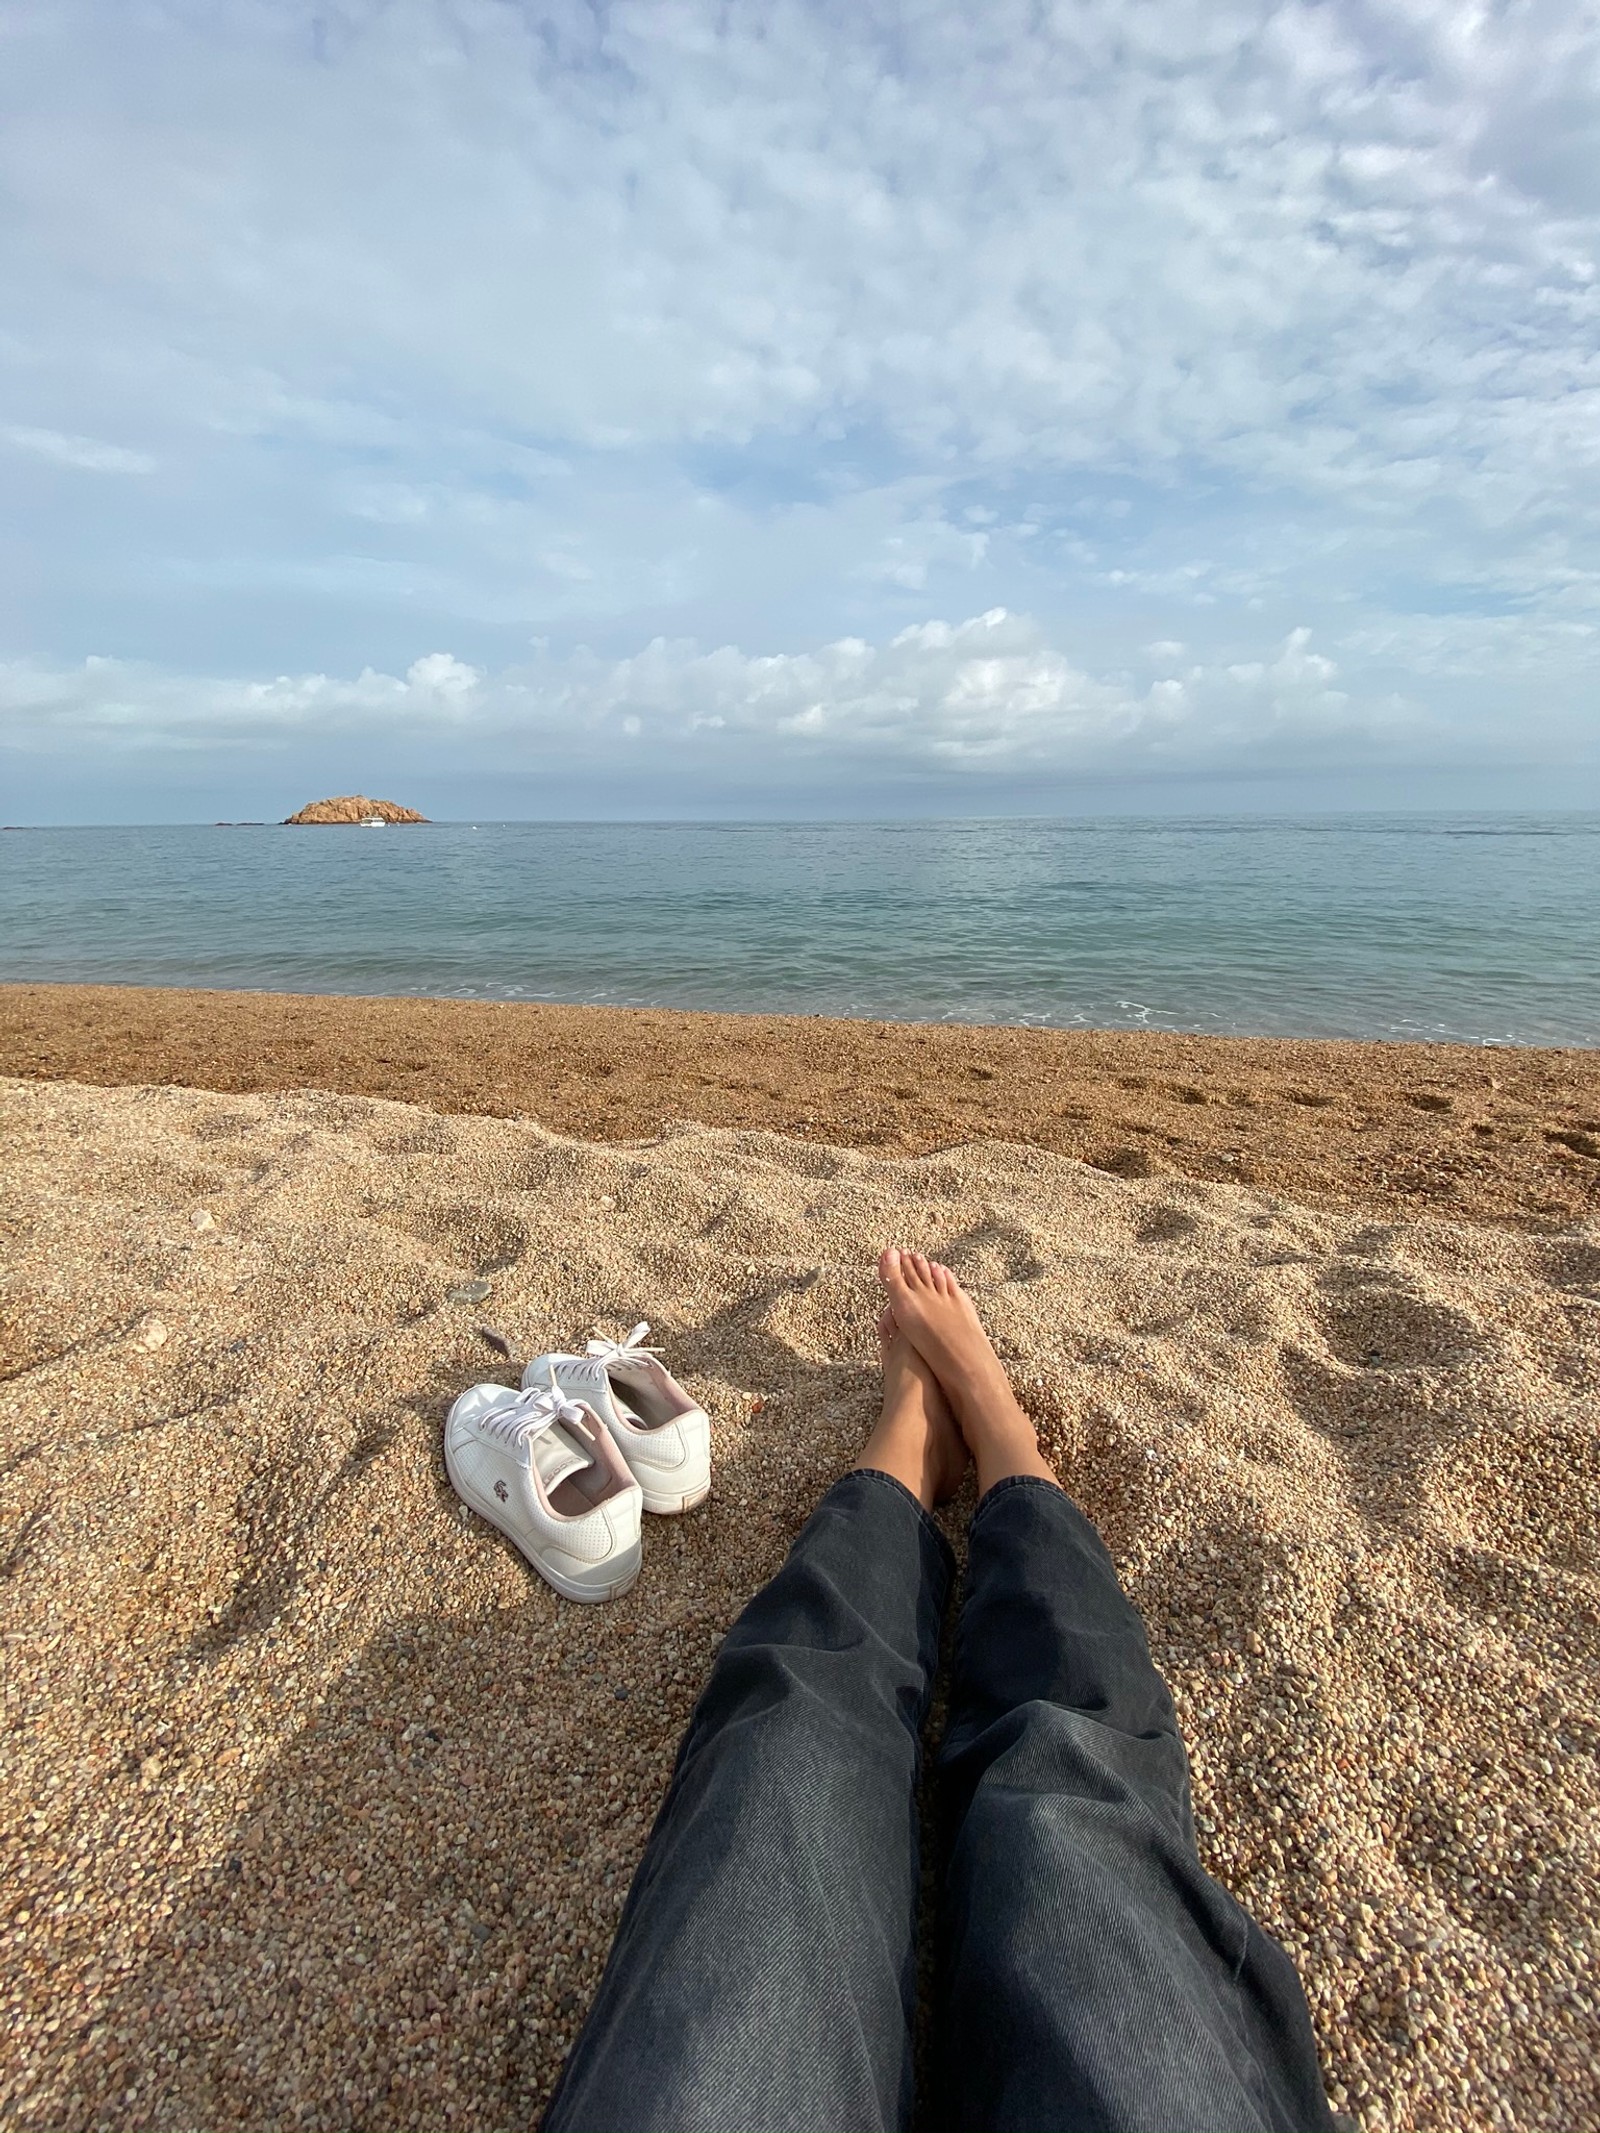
top-left (494, 1479), bottom-right (509, 1501)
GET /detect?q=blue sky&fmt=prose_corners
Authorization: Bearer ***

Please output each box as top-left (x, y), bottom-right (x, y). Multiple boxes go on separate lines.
top-left (3, 0), bottom-right (1599, 820)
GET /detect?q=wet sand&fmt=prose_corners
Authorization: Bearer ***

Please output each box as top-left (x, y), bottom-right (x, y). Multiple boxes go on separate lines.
top-left (3, 982), bottom-right (1600, 1229)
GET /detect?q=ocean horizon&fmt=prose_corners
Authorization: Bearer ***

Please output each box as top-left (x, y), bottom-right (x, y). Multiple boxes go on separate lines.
top-left (3, 811), bottom-right (1597, 1048)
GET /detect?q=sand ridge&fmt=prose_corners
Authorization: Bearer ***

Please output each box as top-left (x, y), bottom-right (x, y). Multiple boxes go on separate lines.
top-left (4, 983), bottom-right (1600, 1232)
top-left (0, 1074), bottom-right (1597, 2132)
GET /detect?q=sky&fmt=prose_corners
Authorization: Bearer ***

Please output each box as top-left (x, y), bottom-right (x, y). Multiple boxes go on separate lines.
top-left (2, 0), bottom-right (1599, 822)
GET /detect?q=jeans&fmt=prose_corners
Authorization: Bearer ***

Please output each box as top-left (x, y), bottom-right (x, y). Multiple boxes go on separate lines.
top-left (542, 1471), bottom-right (1335, 2133)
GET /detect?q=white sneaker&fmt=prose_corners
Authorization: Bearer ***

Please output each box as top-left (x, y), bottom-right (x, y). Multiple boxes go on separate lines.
top-left (521, 1323), bottom-right (712, 1515)
top-left (444, 1383), bottom-right (643, 1602)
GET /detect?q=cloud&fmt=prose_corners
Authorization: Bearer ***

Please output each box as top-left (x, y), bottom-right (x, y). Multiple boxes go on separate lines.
top-left (0, 648), bottom-right (485, 751)
top-left (404, 652), bottom-right (481, 699)
top-left (4, 424), bottom-right (154, 474)
top-left (0, 613), bottom-right (1459, 786)
top-left (0, 0), bottom-right (1597, 808)
top-left (7, 0), bottom-right (1600, 516)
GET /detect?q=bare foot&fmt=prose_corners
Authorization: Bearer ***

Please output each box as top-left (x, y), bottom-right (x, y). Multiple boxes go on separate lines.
top-left (877, 1248), bottom-right (1060, 1498)
top-left (853, 1305), bottom-right (970, 1510)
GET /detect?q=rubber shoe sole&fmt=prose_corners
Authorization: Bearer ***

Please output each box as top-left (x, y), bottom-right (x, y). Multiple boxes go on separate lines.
top-left (443, 1432), bottom-right (641, 1603)
top-left (639, 1477), bottom-right (712, 1516)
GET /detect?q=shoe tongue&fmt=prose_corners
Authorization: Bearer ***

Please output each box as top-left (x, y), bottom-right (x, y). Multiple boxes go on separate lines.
top-left (528, 1422), bottom-right (590, 1495)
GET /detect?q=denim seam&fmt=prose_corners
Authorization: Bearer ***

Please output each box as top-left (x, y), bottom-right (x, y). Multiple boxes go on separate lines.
top-left (970, 1471), bottom-right (1071, 1534)
top-left (845, 1467), bottom-right (958, 1577)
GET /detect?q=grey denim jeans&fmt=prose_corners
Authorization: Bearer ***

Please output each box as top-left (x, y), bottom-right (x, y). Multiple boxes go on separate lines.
top-left (542, 1470), bottom-right (1335, 2133)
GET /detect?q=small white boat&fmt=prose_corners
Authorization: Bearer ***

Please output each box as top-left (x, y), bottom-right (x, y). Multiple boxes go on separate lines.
top-left (361, 815), bottom-right (385, 827)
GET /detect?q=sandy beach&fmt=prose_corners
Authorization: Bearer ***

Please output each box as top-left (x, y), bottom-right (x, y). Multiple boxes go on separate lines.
top-left (1, 992), bottom-right (1597, 2131)
top-left (5, 982), bottom-right (1600, 1229)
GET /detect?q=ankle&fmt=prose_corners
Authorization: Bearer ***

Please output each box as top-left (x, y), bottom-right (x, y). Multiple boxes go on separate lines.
top-left (952, 1386), bottom-right (1057, 1495)
top-left (947, 1372), bottom-right (1032, 1448)
top-left (855, 1411), bottom-right (934, 1511)
top-left (974, 1442), bottom-right (1060, 1497)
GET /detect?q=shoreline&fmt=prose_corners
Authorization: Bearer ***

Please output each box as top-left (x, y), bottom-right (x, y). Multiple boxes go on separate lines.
top-left (3, 981), bottom-right (1599, 1228)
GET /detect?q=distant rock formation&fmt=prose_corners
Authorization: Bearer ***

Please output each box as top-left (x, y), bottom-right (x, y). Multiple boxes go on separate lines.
top-left (282, 795), bottom-right (429, 825)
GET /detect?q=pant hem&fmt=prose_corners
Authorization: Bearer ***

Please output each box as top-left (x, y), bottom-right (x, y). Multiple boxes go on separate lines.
top-left (971, 1470), bottom-right (1071, 1531)
top-left (844, 1466), bottom-right (957, 1574)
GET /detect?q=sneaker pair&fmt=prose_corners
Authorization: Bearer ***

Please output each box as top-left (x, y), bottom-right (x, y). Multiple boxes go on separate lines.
top-left (443, 1324), bottom-right (711, 1604)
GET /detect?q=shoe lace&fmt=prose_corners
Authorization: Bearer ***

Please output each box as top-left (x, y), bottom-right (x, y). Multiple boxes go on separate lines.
top-left (480, 1386), bottom-right (589, 1450)
top-left (585, 1321), bottom-right (662, 1368)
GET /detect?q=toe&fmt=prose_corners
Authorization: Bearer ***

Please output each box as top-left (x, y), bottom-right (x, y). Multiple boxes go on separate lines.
top-left (878, 1245), bottom-right (905, 1290)
top-left (907, 1251), bottom-right (933, 1285)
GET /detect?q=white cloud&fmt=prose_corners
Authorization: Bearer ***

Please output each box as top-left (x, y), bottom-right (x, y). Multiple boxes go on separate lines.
top-left (404, 651), bottom-right (481, 699)
top-left (6, 0), bottom-right (1600, 516)
top-left (0, 612), bottom-right (1471, 785)
top-left (0, 0), bottom-right (1598, 808)
top-left (4, 424), bottom-right (154, 474)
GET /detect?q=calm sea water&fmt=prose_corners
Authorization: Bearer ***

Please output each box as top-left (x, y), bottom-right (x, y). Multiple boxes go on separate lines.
top-left (1, 816), bottom-right (1597, 1045)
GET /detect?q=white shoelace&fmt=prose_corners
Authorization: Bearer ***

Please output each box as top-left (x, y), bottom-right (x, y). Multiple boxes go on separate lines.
top-left (585, 1322), bottom-right (662, 1369)
top-left (480, 1385), bottom-right (588, 1450)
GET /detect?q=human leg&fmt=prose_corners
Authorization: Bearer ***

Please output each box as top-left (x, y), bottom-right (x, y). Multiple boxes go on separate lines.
top-left (880, 1250), bottom-right (1334, 2133)
top-left (853, 1305), bottom-right (971, 1510)
top-left (876, 1249), bottom-right (1057, 1499)
top-left (541, 1338), bottom-right (958, 2133)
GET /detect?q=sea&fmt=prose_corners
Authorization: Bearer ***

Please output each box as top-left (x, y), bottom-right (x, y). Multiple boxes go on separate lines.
top-left (2, 814), bottom-right (1597, 1046)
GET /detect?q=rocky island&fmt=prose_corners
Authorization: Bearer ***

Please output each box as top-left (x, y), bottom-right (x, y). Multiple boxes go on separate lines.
top-left (282, 795), bottom-right (429, 824)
